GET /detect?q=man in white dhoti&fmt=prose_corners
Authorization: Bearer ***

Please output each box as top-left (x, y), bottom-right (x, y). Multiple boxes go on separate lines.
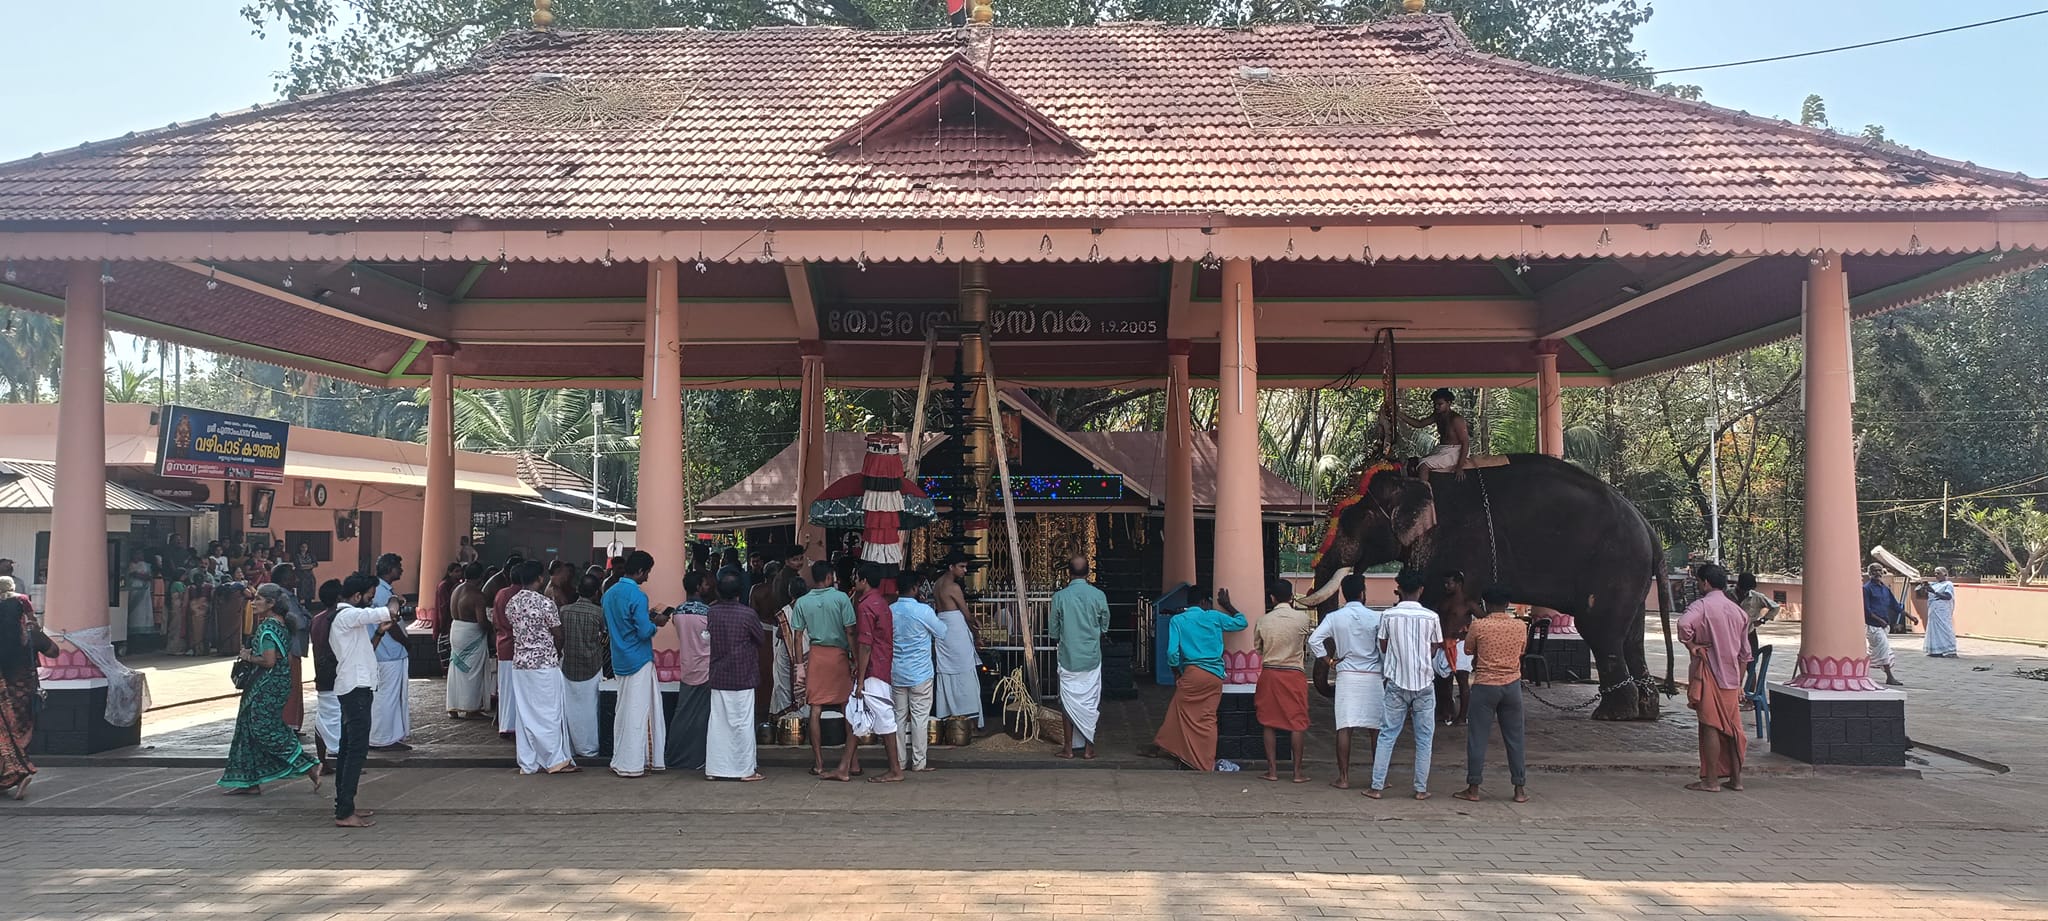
top-left (1048, 556), bottom-right (1110, 760)
top-left (486, 558), bottom-right (523, 738)
top-left (444, 563), bottom-right (493, 719)
top-left (309, 579), bottom-right (343, 763)
top-left (705, 570), bottom-right (767, 781)
top-left (929, 553), bottom-right (983, 730)
top-left (368, 554), bottom-right (412, 751)
top-left (1864, 564), bottom-right (1912, 686)
top-left (559, 572), bottom-right (608, 758)
top-left (604, 551), bottom-right (670, 777)
top-left (505, 561), bottom-right (577, 774)
top-left (1308, 573), bottom-right (1383, 790)
top-left (1397, 388), bottom-right (1473, 475)
top-left (889, 568), bottom-right (947, 771)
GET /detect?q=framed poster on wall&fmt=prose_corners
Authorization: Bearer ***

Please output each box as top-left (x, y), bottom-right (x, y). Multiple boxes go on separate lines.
top-left (250, 487), bottom-right (276, 529)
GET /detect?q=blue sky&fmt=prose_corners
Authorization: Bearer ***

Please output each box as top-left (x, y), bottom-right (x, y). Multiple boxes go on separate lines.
top-left (1, 1), bottom-right (2044, 173)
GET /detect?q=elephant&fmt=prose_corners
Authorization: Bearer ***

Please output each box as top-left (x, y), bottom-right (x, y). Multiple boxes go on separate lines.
top-left (1306, 455), bottom-right (1674, 721)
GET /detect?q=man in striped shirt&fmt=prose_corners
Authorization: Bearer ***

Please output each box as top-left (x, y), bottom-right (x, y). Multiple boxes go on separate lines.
top-left (1366, 568), bottom-right (1443, 801)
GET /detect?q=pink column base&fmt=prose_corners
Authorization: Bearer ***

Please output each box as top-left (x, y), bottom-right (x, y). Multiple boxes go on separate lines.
top-left (38, 646), bottom-right (104, 681)
top-left (655, 648), bottom-right (681, 684)
top-left (1223, 650), bottom-right (1263, 685)
top-left (1532, 607), bottom-right (1577, 635)
top-left (1786, 654), bottom-right (1882, 692)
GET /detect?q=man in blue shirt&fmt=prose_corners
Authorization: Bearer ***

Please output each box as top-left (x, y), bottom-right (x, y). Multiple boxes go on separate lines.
top-left (368, 553), bottom-right (412, 751)
top-left (1152, 585), bottom-right (1247, 772)
top-left (604, 551), bottom-right (673, 776)
top-left (1863, 564), bottom-right (1912, 686)
top-left (888, 567), bottom-right (948, 772)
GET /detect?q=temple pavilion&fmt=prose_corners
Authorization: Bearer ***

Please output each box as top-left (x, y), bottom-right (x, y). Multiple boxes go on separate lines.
top-left (3, 9), bottom-right (2044, 760)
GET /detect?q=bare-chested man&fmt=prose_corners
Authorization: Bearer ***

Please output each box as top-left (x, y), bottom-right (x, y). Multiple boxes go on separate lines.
top-left (444, 562), bottom-right (492, 719)
top-left (928, 552), bottom-right (984, 733)
top-left (1398, 387), bottom-right (1473, 475)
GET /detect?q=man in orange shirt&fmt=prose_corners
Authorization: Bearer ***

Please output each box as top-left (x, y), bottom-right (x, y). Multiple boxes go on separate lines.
top-left (1455, 587), bottom-right (1529, 804)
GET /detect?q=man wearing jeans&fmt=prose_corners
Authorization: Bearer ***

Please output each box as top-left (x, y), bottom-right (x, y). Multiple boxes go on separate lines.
top-left (1366, 568), bottom-right (1442, 801)
top-left (1456, 587), bottom-right (1529, 804)
top-left (328, 574), bottom-right (395, 828)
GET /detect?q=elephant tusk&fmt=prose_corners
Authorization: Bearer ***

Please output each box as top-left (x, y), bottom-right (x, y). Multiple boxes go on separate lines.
top-left (1300, 567), bottom-right (1353, 606)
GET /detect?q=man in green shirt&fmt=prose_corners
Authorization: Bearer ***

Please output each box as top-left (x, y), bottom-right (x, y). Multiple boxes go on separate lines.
top-left (787, 559), bottom-right (857, 777)
top-left (1049, 555), bottom-right (1111, 760)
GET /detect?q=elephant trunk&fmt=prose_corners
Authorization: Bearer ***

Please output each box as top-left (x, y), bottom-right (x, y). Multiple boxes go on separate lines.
top-left (1300, 566), bottom-right (1353, 608)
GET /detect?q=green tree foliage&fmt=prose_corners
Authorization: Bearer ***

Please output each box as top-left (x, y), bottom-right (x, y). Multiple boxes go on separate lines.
top-left (244, 0), bottom-right (1661, 95)
top-left (1799, 93), bottom-right (1828, 128)
top-left (0, 308), bottom-right (62, 402)
top-left (1954, 500), bottom-right (2048, 585)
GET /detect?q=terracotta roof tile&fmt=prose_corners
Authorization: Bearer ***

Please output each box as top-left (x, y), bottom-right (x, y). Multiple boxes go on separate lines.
top-left (2, 17), bottom-right (2042, 225)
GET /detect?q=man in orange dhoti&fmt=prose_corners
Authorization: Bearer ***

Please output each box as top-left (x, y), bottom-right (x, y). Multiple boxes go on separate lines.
top-left (1679, 564), bottom-right (1752, 792)
top-left (1153, 586), bottom-right (1247, 772)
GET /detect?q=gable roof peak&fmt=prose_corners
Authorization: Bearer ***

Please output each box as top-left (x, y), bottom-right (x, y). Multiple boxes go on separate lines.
top-left (821, 51), bottom-right (1088, 156)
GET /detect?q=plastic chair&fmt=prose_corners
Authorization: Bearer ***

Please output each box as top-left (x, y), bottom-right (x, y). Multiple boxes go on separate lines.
top-left (1746, 644), bottom-right (1774, 739)
top-left (1521, 618), bottom-right (1552, 687)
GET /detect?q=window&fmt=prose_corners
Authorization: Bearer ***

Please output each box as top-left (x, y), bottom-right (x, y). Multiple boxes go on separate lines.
top-left (1772, 591), bottom-right (1787, 604)
top-left (285, 530), bottom-right (334, 562)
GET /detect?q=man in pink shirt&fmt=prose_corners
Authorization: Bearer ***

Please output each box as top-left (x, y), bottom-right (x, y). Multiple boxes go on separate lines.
top-left (665, 571), bottom-right (714, 771)
top-left (1679, 564), bottom-right (1753, 793)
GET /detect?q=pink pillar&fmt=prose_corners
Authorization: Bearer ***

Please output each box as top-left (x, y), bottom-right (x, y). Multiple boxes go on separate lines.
top-left (795, 345), bottom-right (828, 561)
top-left (636, 261), bottom-right (687, 611)
top-left (417, 344), bottom-right (458, 628)
top-left (1529, 340), bottom-right (1576, 633)
top-left (1215, 260), bottom-right (1263, 666)
top-left (1789, 254), bottom-right (1878, 690)
top-left (1163, 341), bottom-right (1196, 592)
top-left (43, 264), bottom-right (111, 676)
top-left (1534, 340), bottom-right (1564, 458)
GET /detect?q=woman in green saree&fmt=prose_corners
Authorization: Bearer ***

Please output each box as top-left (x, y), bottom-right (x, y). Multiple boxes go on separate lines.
top-left (218, 598), bottom-right (321, 794)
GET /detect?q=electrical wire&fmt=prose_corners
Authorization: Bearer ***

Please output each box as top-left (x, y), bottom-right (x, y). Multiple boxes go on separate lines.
top-left (1623, 8), bottom-right (2048, 78)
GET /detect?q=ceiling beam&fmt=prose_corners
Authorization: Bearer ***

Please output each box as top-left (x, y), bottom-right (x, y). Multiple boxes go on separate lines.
top-left (171, 261), bottom-right (445, 341)
top-left (1182, 297), bottom-right (1538, 342)
top-left (784, 263), bottom-right (821, 341)
top-left (1538, 257), bottom-right (1757, 339)
top-left (451, 300), bottom-right (799, 344)
top-left (1164, 260), bottom-right (1195, 340)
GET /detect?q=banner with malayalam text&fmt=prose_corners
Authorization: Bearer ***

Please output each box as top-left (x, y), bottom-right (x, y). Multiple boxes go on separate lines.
top-left (156, 405), bottom-right (290, 483)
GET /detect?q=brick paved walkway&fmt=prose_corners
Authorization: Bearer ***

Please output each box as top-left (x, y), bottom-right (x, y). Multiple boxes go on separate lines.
top-left (6, 628), bottom-right (2045, 921)
top-left (5, 793), bottom-right (2047, 921)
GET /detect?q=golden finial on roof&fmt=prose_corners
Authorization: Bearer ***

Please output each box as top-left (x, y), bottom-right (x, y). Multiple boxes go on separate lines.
top-left (533, 0), bottom-right (554, 29)
top-left (1402, 0), bottom-right (1426, 11)
top-left (970, 0), bottom-right (995, 24)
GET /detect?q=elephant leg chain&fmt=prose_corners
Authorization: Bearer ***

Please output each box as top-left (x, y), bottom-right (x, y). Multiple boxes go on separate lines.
top-left (1523, 676), bottom-right (1642, 713)
top-left (1475, 469), bottom-right (1498, 583)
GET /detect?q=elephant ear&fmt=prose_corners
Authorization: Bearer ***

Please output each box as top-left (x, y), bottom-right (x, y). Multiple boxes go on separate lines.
top-left (1368, 474), bottom-right (1437, 553)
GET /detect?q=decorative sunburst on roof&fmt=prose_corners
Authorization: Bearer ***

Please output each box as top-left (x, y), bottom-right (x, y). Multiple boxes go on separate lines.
top-left (478, 75), bottom-right (697, 132)
top-left (1234, 70), bottom-right (1450, 132)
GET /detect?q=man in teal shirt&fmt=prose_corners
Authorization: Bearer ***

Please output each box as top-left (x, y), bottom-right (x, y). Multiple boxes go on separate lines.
top-left (1153, 585), bottom-right (1248, 772)
top-left (1049, 556), bottom-right (1111, 760)
top-left (786, 559), bottom-right (857, 777)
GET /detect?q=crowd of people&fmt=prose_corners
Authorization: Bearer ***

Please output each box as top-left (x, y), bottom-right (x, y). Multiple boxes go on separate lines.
top-left (1148, 569), bottom-right (1533, 801)
top-left (111, 537), bottom-right (323, 658)
top-left (430, 543), bottom-right (1001, 787)
top-left (0, 521), bottom-right (1978, 817)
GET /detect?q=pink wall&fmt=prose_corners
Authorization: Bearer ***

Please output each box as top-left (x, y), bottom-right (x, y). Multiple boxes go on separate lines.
top-left (1949, 582), bottom-right (2048, 645)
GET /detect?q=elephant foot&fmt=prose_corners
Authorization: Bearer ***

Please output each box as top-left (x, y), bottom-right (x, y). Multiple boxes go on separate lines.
top-left (1590, 693), bottom-right (1641, 721)
top-left (1633, 687), bottom-right (1662, 721)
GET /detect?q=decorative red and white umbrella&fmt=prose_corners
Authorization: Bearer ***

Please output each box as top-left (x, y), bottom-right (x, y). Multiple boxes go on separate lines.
top-left (807, 433), bottom-right (937, 586)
